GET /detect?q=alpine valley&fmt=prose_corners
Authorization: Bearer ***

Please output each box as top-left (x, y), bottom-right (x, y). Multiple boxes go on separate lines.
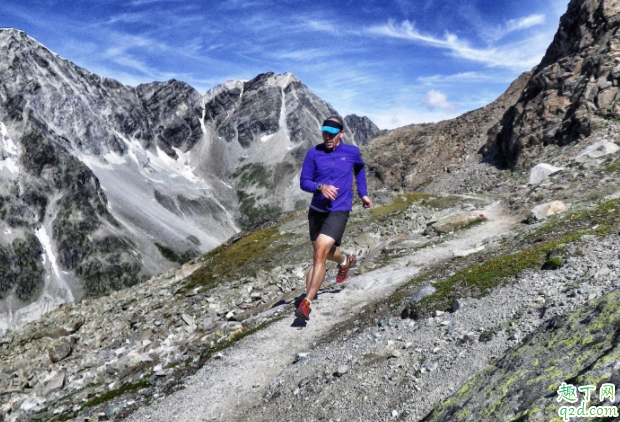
top-left (0, 28), bottom-right (379, 334)
top-left (3, 0), bottom-right (620, 421)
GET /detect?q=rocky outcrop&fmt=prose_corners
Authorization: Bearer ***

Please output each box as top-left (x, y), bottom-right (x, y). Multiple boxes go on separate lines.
top-left (362, 72), bottom-right (532, 192)
top-left (344, 114), bottom-right (381, 146)
top-left (490, 0), bottom-right (620, 167)
top-left (424, 288), bottom-right (620, 422)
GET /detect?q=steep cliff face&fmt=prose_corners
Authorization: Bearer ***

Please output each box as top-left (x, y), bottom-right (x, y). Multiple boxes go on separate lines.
top-left (344, 114), bottom-right (381, 146)
top-left (492, 0), bottom-right (620, 167)
top-left (0, 29), bottom-right (239, 332)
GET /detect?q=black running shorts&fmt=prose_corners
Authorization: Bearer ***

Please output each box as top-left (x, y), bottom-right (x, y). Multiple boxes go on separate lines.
top-left (308, 208), bottom-right (350, 246)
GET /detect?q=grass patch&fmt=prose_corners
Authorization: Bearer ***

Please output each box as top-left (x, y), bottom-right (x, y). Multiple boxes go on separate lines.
top-left (154, 243), bottom-right (197, 265)
top-left (402, 231), bottom-right (588, 319)
top-left (370, 192), bottom-right (431, 221)
top-left (54, 377), bottom-right (151, 421)
top-left (602, 162), bottom-right (620, 174)
top-left (183, 226), bottom-right (293, 292)
top-left (460, 217), bottom-right (488, 230)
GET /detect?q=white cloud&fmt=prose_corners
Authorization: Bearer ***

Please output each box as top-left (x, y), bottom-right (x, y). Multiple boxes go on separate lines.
top-left (364, 106), bottom-right (461, 130)
top-left (418, 71), bottom-right (491, 84)
top-left (507, 14), bottom-right (546, 32)
top-left (366, 20), bottom-right (550, 70)
top-left (417, 71), bottom-right (519, 85)
top-left (302, 19), bottom-right (340, 35)
top-left (488, 14), bottom-right (546, 41)
top-left (272, 48), bottom-right (334, 61)
top-left (422, 90), bottom-right (457, 112)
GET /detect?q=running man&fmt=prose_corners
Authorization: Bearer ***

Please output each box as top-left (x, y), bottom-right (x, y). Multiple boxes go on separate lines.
top-left (295, 116), bottom-right (373, 321)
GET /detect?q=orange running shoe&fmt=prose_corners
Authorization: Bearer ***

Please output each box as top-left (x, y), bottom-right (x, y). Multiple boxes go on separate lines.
top-left (336, 255), bottom-right (357, 283)
top-left (295, 298), bottom-right (312, 320)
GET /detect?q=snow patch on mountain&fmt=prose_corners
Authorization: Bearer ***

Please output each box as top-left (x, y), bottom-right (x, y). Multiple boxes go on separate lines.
top-left (0, 122), bottom-right (20, 176)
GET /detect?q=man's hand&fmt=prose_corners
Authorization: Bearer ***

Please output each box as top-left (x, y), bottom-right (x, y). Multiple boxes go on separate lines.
top-left (361, 196), bottom-right (373, 209)
top-left (320, 185), bottom-right (339, 201)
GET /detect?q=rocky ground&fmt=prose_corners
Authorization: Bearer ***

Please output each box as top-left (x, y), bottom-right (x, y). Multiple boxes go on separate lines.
top-left (0, 123), bottom-right (618, 422)
top-left (0, 182), bottom-right (500, 422)
top-left (0, 126), bottom-right (618, 422)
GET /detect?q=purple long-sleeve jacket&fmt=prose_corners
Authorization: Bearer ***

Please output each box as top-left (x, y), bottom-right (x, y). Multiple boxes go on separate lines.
top-left (300, 142), bottom-right (368, 212)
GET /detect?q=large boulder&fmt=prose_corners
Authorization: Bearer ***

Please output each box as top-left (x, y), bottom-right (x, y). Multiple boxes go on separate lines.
top-left (432, 215), bottom-right (481, 234)
top-left (528, 201), bottom-right (568, 223)
top-left (528, 163), bottom-right (564, 185)
top-left (574, 140), bottom-right (620, 162)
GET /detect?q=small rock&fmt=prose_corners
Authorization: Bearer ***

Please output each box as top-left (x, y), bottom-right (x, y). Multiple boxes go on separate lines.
top-left (575, 140), bottom-right (620, 162)
top-left (49, 340), bottom-right (72, 363)
top-left (335, 365), bottom-right (350, 377)
top-left (434, 310), bottom-right (445, 317)
top-left (452, 299), bottom-right (463, 312)
top-left (407, 286), bottom-right (436, 304)
top-left (43, 372), bottom-right (66, 396)
top-left (181, 313), bottom-right (195, 326)
top-left (295, 353), bottom-right (309, 363)
top-left (528, 201), bottom-right (568, 223)
top-left (528, 163), bottom-right (564, 185)
top-left (427, 362), bottom-right (438, 372)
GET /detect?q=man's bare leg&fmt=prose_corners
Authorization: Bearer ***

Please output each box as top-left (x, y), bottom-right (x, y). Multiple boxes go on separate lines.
top-left (305, 234), bottom-right (336, 301)
top-left (305, 243), bottom-right (346, 292)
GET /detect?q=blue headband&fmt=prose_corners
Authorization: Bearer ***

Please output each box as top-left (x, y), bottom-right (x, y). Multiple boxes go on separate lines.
top-left (321, 126), bottom-right (341, 134)
top-left (321, 119), bottom-right (343, 134)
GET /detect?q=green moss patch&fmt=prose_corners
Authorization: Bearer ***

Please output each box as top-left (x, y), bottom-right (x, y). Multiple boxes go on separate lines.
top-left (424, 292), bottom-right (620, 422)
top-left (183, 226), bottom-right (293, 292)
top-left (154, 243), bottom-right (197, 265)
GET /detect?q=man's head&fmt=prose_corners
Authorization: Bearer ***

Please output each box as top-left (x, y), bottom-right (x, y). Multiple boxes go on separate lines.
top-left (321, 116), bottom-right (344, 150)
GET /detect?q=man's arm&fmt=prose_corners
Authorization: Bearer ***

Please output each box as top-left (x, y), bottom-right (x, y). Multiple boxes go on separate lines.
top-left (354, 150), bottom-right (372, 208)
top-left (353, 150), bottom-right (368, 197)
top-left (300, 150), bottom-right (318, 193)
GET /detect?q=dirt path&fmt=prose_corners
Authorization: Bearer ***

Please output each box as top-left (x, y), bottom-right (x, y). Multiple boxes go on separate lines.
top-left (125, 202), bottom-right (519, 422)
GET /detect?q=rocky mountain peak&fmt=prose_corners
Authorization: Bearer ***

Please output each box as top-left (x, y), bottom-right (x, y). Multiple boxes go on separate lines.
top-left (344, 114), bottom-right (381, 146)
top-left (490, 0), bottom-right (620, 167)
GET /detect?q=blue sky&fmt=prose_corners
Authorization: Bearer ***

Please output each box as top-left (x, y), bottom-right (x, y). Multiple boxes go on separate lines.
top-left (2, 0), bottom-right (568, 129)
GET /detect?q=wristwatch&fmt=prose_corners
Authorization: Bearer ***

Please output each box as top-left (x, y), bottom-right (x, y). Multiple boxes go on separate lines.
top-left (316, 183), bottom-right (323, 192)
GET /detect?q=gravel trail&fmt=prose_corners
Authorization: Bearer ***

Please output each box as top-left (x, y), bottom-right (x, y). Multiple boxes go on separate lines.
top-left (124, 202), bottom-right (519, 422)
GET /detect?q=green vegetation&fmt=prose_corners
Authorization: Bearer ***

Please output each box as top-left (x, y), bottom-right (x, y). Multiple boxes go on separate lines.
top-left (51, 377), bottom-right (151, 421)
top-left (370, 192), bottom-right (470, 222)
top-left (370, 192), bottom-right (429, 220)
top-left (184, 226), bottom-right (293, 292)
top-left (236, 190), bottom-right (283, 227)
top-left (400, 198), bottom-right (620, 319)
top-left (602, 162), bottom-right (620, 173)
top-left (154, 243), bottom-right (197, 265)
top-left (461, 217), bottom-right (488, 230)
top-left (233, 163), bottom-right (276, 190)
